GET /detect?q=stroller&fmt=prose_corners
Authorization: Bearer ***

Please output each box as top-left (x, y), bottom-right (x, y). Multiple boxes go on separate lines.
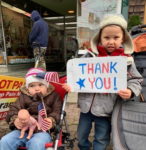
top-left (112, 24), bottom-right (146, 150)
top-left (131, 24), bottom-right (146, 101)
top-left (0, 72), bottom-right (75, 150)
top-left (44, 74), bottom-right (75, 150)
top-left (19, 73), bottom-right (76, 150)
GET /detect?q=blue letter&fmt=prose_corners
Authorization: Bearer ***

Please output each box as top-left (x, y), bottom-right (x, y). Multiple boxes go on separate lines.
top-left (95, 63), bottom-right (101, 74)
top-left (113, 77), bottom-right (118, 91)
top-left (110, 62), bottom-right (117, 73)
top-left (95, 77), bottom-right (103, 89)
top-left (78, 63), bottom-right (87, 74)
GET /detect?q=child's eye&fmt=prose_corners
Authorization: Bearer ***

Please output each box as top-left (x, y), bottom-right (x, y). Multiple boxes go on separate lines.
top-left (114, 36), bottom-right (119, 39)
top-left (104, 36), bottom-right (109, 39)
top-left (39, 83), bottom-right (44, 86)
top-left (29, 84), bottom-right (34, 87)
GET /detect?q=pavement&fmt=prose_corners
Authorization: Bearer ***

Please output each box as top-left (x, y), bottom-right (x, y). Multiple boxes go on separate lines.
top-left (0, 64), bottom-right (113, 150)
top-left (0, 64), bottom-right (34, 77)
top-left (0, 62), bottom-right (64, 76)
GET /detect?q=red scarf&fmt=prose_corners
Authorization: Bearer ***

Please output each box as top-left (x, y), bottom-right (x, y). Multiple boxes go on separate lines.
top-left (97, 46), bottom-right (129, 57)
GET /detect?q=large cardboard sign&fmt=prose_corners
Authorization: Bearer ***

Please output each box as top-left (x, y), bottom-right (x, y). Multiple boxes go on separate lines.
top-left (67, 56), bottom-right (127, 93)
top-left (0, 76), bottom-right (25, 120)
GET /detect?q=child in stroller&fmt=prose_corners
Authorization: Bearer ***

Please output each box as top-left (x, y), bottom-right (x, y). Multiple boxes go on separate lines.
top-left (0, 68), bottom-right (63, 150)
top-left (0, 68), bottom-right (74, 150)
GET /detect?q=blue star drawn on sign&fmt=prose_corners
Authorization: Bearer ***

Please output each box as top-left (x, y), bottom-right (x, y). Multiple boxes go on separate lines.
top-left (76, 78), bottom-right (85, 89)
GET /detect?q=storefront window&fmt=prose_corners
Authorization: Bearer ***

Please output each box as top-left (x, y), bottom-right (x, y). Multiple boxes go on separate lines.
top-left (1, 6), bottom-right (35, 64)
top-left (0, 2), bottom-right (7, 65)
top-left (0, 3), bottom-right (77, 66)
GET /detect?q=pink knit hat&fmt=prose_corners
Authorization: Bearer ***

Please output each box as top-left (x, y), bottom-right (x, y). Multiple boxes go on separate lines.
top-left (25, 68), bottom-right (49, 88)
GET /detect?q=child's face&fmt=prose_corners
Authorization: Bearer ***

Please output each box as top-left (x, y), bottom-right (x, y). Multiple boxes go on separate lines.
top-left (28, 82), bottom-right (48, 96)
top-left (100, 25), bottom-right (124, 53)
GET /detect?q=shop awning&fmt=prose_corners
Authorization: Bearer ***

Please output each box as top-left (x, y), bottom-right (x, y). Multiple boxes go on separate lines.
top-left (32, 0), bottom-right (76, 16)
top-left (1, 0), bottom-right (76, 17)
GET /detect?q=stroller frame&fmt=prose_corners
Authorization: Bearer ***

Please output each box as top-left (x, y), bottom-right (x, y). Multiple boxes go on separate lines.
top-left (45, 94), bottom-right (75, 150)
top-left (18, 90), bottom-right (76, 150)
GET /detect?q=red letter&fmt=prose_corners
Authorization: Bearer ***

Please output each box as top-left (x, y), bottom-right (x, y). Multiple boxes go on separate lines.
top-left (0, 80), bottom-right (7, 89)
top-left (87, 64), bottom-right (94, 74)
top-left (88, 77), bottom-right (95, 89)
top-left (17, 82), bottom-right (23, 89)
top-left (12, 81), bottom-right (19, 89)
top-left (104, 78), bottom-right (111, 89)
top-left (6, 80), bottom-right (13, 89)
top-left (102, 63), bottom-right (109, 73)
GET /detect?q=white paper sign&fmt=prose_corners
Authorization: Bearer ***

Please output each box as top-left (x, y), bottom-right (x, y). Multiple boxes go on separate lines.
top-left (67, 56), bottom-right (127, 93)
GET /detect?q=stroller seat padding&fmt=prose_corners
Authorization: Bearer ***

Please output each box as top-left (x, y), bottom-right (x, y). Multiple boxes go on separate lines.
top-left (112, 100), bottom-right (146, 150)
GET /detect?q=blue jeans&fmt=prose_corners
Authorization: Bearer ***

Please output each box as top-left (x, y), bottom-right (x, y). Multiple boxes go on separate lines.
top-left (0, 130), bottom-right (51, 150)
top-left (77, 112), bottom-right (111, 150)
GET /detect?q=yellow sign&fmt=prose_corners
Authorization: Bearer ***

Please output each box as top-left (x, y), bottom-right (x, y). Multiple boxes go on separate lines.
top-left (0, 75), bottom-right (25, 91)
top-left (0, 75), bottom-right (25, 120)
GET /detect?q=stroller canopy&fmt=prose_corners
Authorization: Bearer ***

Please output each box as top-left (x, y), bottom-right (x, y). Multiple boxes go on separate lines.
top-left (133, 33), bottom-right (146, 52)
top-left (131, 24), bottom-right (146, 53)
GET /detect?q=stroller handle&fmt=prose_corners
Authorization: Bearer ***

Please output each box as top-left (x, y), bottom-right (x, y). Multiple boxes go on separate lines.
top-left (130, 24), bottom-right (146, 36)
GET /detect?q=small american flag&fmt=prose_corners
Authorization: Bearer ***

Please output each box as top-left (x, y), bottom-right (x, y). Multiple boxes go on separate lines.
top-left (38, 103), bottom-right (49, 132)
top-left (44, 72), bottom-right (59, 83)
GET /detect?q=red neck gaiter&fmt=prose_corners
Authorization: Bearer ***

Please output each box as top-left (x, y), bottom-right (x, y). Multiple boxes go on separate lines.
top-left (97, 46), bottom-right (129, 57)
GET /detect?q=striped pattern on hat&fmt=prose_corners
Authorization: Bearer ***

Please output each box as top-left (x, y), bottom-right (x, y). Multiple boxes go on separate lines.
top-left (25, 68), bottom-right (45, 78)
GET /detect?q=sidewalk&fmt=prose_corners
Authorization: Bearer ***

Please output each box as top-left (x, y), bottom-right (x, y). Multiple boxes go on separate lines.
top-left (0, 64), bottom-right (33, 77)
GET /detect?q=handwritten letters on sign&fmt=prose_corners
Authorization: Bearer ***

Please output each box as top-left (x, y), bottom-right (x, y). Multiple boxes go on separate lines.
top-left (67, 56), bottom-right (127, 93)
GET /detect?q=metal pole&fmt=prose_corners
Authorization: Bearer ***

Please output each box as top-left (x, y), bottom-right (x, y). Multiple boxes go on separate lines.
top-left (0, 0), bottom-right (8, 66)
top-left (54, 94), bottom-right (68, 150)
top-left (63, 15), bottom-right (67, 63)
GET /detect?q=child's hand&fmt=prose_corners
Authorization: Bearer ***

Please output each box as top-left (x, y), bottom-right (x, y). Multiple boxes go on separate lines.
top-left (118, 89), bottom-right (132, 100)
top-left (62, 83), bottom-right (71, 92)
top-left (44, 118), bottom-right (53, 130)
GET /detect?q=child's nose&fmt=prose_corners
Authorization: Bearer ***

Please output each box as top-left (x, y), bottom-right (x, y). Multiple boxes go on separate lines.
top-left (109, 39), bottom-right (114, 43)
top-left (35, 86), bottom-right (40, 91)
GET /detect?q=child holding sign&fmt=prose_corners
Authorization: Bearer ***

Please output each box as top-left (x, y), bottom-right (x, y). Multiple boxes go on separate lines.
top-left (64, 14), bottom-right (143, 150)
top-left (0, 68), bottom-right (62, 150)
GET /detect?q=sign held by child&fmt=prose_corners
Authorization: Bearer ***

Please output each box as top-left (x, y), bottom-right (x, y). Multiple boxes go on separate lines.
top-left (67, 56), bottom-right (127, 93)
